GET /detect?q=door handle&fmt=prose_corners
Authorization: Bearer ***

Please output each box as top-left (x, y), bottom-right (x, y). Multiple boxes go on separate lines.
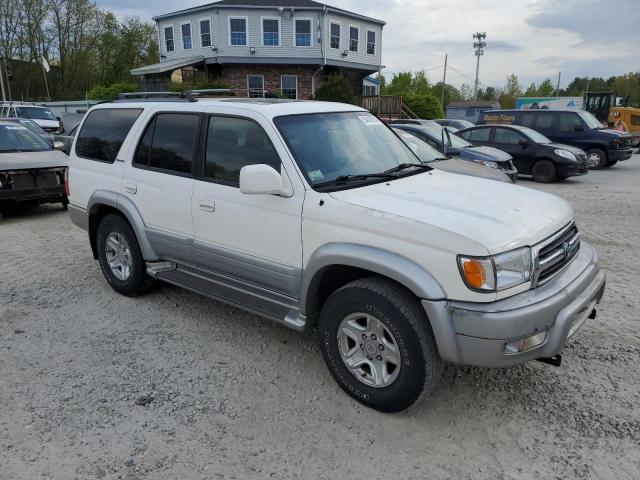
top-left (125, 183), bottom-right (137, 194)
top-left (199, 201), bottom-right (215, 212)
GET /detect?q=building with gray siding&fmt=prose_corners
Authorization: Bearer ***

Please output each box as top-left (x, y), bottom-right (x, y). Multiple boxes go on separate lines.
top-left (131, 0), bottom-right (385, 99)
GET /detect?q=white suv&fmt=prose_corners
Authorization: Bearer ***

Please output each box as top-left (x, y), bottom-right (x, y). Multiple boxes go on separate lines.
top-left (67, 97), bottom-right (605, 412)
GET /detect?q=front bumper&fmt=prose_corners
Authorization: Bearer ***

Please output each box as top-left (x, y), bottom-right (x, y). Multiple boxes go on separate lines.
top-left (0, 185), bottom-right (66, 203)
top-left (608, 148), bottom-right (633, 162)
top-left (422, 241), bottom-right (605, 367)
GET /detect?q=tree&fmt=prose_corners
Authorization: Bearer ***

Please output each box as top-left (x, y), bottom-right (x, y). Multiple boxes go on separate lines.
top-left (499, 74), bottom-right (522, 109)
top-left (314, 74), bottom-right (356, 104)
top-left (524, 83), bottom-right (537, 96)
top-left (537, 78), bottom-right (555, 97)
top-left (459, 83), bottom-right (473, 100)
top-left (404, 94), bottom-right (444, 119)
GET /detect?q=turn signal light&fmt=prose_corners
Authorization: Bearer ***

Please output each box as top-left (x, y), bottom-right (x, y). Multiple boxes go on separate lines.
top-left (462, 259), bottom-right (486, 289)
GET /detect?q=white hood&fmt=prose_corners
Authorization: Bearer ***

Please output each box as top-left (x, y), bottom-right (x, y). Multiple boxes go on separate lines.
top-left (329, 170), bottom-right (573, 254)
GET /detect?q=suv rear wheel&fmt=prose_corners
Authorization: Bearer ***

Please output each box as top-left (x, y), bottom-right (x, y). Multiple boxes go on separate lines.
top-left (96, 214), bottom-right (155, 296)
top-left (318, 278), bottom-right (443, 413)
top-left (586, 148), bottom-right (607, 169)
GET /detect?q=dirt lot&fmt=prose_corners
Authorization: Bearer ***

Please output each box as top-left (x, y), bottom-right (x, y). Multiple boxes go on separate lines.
top-left (1, 154), bottom-right (639, 480)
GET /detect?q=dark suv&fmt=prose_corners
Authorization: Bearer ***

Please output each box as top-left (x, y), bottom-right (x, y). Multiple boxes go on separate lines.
top-left (476, 109), bottom-right (634, 169)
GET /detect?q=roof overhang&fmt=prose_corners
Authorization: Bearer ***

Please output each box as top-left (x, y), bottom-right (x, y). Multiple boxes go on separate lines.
top-left (153, 4), bottom-right (385, 26)
top-left (130, 56), bottom-right (205, 76)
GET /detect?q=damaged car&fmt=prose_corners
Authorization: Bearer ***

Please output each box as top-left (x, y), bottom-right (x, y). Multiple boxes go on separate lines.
top-left (0, 120), bottom-right (68, 214)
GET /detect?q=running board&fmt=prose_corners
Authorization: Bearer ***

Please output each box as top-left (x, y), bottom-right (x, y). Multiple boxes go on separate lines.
top-left (151, 263), bottom-right (307, 332)
top-left (146, 261), bottom-right (176, 278)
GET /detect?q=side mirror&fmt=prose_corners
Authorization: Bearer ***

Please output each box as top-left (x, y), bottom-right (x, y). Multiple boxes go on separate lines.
top-left (518, 138), bottom-right (530, 148)
top-left (53, 141), bottom-right (65, 151)
top-left (239, 164), bottom-right (285, 195)
top-left (574, 124), bottom-right (584, 132)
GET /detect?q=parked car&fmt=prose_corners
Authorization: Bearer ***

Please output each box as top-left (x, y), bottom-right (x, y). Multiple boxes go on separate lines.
top-left (394, 129), bottom-right (513, 182)
top-left (54, 123), bottom-right (80, 155)
top-left (476, 109), bottom-right (634, 169)
top-left (434, 119), bottom-right (475, 130)
top-left (389, 119), bottom-right (440, 127)
top-left (4, 117), bottom-right (55, 144)
top-left (457, 124), bottom-right (588, 182)
top-left (0, 103), bottom-right (64, 133)
top-left (68, 99), bottom-right (605, 412)
top-left (390, 123), bottom-right (518, 181)
top-left (0, 120), bottom-right (68, 213)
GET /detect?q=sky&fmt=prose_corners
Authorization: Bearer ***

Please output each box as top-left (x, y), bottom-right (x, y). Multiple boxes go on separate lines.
top-left (100, 0), bottom-right (639, 90)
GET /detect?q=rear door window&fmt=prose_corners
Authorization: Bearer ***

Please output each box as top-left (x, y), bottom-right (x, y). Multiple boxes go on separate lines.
top-left (76, 108), bottom-right (142, 163)
top-left (467, 128), bottom-right (491, 142)
top-left (534, 112), bottom-right (555, 133)
top-left (133, 113), bottom-right (199, 174)
top-left (521, 113), bottom-right (535, 128)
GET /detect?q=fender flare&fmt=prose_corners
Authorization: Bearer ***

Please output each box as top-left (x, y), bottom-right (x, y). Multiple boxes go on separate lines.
top-left (300, 242), bottom-right (446, 316)
top-left (87, 190), bottom-right (157, 260)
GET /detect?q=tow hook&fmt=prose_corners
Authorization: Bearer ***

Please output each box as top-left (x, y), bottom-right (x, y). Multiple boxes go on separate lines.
top-left (537, 354), bottom-right (562, 367)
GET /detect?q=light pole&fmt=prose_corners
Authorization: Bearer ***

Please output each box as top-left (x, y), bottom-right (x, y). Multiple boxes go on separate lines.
top-left (473, 32), bottom-right (486, 101)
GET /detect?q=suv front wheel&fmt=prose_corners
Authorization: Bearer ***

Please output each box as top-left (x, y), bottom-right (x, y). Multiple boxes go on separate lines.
top-left (586, 148), bottom-right (607, 169)
top-left (96, 214), bottom-right (155, 296)
top-left (318, 278), bottom-right (443, 413)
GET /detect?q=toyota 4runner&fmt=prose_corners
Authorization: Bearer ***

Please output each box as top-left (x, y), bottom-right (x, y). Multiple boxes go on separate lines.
top-left (67, 97), bottom-right (606, 412)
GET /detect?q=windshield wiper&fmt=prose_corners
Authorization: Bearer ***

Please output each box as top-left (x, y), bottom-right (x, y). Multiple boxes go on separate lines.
top-left (384, 163), bottom-right (431, 174)
top-left (315, 172), bottom-right (396, 189)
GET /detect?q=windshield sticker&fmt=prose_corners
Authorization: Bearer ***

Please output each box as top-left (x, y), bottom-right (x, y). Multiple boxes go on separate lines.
top-left (6, 126), bottom-right (28, 130)
top-left (308, 170), bottom-right (324, 182)
top-left (358, 115), bottom-right (380, 126)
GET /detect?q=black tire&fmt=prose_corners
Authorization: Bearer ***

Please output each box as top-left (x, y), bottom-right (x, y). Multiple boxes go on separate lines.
top-left (96, 214), bottom-right (155, 296)
top-left (61, 196), bottom-right (69, 210)
top-left (606, 159), bottom-right (618, 167)
top-left (318, 277), bottom-right (443, 413)
top-left (586, 148), bottom-right (607, 170)
top-left (531, 159), bottom-right (556, 183)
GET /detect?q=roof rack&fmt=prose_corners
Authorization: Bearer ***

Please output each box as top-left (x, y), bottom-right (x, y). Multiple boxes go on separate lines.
top-left (114, 91), bottom-right (197, 102)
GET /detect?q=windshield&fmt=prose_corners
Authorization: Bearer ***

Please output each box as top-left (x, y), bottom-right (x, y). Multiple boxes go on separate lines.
top-left (18, 119), bottom-right (46, 135)
top-left (422, 126), bottom-right (473, 149)
top-left (16, 106), bottom-right (57, 121)
top-left (275, 112), bottom-right (425, 187)
top-left (578, 111), bottom-right (603, 129)
top-left (0, 124), bottom-right (52, 152)
top-left (394, 130), bottom-right (446, 163)
top-left (520, 127), bottom-right (551, 144)
top-left (455, 120), bottom-right (475, 129)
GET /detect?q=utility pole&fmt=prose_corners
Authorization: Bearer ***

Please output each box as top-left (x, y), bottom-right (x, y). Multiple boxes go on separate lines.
top-left (556, 71), bottom-right (561, 97)
top-left (473, 32), bottom-right (486, 101)
top-left (441, 53), bottom-right (448, 107)
top-left (0, 58), bottom-right (6, 102)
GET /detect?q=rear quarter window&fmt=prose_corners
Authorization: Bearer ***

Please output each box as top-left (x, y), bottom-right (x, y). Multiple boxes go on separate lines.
top-left (75, 108), bottom-right (142, 163)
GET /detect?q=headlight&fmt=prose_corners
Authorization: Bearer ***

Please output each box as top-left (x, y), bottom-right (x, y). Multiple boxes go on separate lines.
top-left (554, 149), bottom-right (577, 161)
top-left (474, 159), bottom-right (500, 169)
top-left (458, 247), bottom-right (532, 292)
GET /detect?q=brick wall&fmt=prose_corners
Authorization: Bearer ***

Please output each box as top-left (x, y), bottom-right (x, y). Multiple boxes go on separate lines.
top-left (218, 64), bottom-right (320, 99)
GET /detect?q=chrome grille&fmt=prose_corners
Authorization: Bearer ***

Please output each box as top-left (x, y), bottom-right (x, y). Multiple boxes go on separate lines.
top-left (532, 223), bottom-right (580, 287)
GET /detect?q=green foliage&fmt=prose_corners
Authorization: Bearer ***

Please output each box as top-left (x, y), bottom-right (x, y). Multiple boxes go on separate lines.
top-left (167, 80), bottom-right (231, 92)
top-left (404, 94), bottom-right (444, 119)
top-left (313, 74), bottom-right (357, 104)
top-left (381, 71), bottom-right (431, 97)
top-left (87, 82), bottom-right (138, 101)
top-left (498, 74), bottom-right (522, 109)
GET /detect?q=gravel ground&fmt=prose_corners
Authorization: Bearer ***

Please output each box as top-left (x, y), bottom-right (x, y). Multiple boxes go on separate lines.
top-left (1, 154), bottom-right (639, 480)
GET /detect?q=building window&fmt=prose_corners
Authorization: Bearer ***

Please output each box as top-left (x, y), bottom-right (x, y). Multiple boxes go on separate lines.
top-left (366, 30), bottom-right (375, 55)
top-left (247, 75), bottom-right (264, 98)
top-left (363, 85), bottom-right (377, 96)
top-left (349, 26), bottom-right (359, 52)
top-left (262, 18), bottom-right (280, 46)
top-left (181, 23), bottom-right (192, 50)
top-left (229, 17), bottom-right (247, 46)
top-left (164, 26), bottom-right (174, 52)
top-left (295, 19), bottom-right (312, 47)
top-left (200, 19), bottom-right (211, 47)
top-left (281, 75), bottom-right (297, 99)
top-left (330, 23), bottom-right (340, 49)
